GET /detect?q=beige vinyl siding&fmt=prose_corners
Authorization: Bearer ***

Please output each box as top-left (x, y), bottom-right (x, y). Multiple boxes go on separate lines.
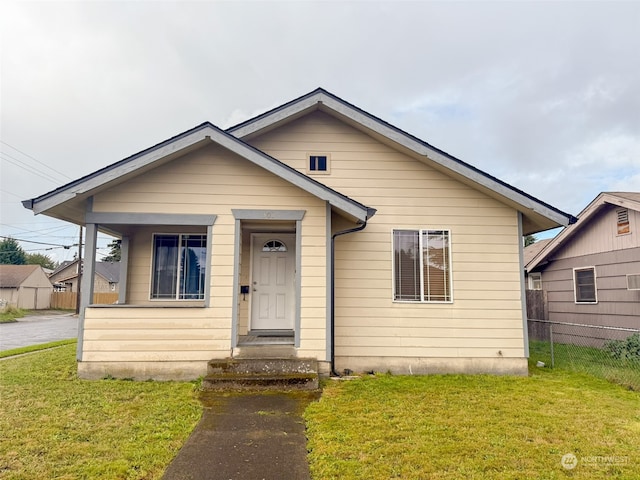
top-left (89, 144), bottom-right (327, 360)
top-left (82, 307), bottom-right (229, 361)
top-left (250, 110), bottom-right (525, 360)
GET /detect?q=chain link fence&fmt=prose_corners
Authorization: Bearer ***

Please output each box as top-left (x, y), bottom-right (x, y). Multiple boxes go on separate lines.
top-left (528, 319), bottom-right (640, 390)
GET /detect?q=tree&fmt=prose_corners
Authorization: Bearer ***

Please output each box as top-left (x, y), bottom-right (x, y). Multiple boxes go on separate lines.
top-left (26, 252), bottom-right (57, 270)
top-left (102, 239), bottom-right (121, 262)
top-left (0, 237), bottom-right (27, 265)
top-left (524, 234), bottom-right (537, 247)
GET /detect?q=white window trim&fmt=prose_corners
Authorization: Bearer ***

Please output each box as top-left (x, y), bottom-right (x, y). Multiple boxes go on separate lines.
top-left (306, 153), bottom-right (331, 175)
top-left (149, 232), bottom-right (208, 302)
top-left (573, 266), bottom-right (598, 304)
top-left (528, 273), bottom-right (542, 290)
top-left (391, 228), bottom-right (454, 304)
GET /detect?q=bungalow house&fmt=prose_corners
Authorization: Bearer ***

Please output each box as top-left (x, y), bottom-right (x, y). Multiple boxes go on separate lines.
top-left (22, 88), bottom-right (575, 380)
top-left (525, 192), bottom-right (640, 343)
top-left (0, 264), bottom-right (53, 309)
top-left (50, 260), bottom-right (120, 293)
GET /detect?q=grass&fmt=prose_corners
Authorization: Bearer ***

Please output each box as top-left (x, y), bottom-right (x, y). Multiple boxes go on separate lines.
top-left (0, 339), bottom-right (77, 359)
top-left (304, 371), bottom-right (640, 479)
top-left (0, 307), bottom-right (27, 323)
top-left (0, 307), bottom-right (74, 323)
top-left (0, 344), bottom-right (202, 479)
top-left (3, 343), bottom-right (638, 479)
top-left (529, 340), bottom-right (640, 390)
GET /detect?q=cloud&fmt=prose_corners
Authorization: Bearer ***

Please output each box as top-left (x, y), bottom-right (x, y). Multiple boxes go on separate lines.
top-left (1, 0), bottom-right (639, 253)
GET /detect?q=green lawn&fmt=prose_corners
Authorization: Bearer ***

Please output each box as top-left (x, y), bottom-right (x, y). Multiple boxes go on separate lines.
top-left (304, 371), bottom-right (640, 479)
top-left (2, 344), bottom-right (638, 479)
top-left (0, 344), bottom-right (202, 480)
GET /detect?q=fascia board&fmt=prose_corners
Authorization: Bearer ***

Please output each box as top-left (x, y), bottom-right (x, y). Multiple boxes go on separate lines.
top-left (601, 193), bottom-right (640, 213)
top-left (210, 128), bottom-right (370, 221)
top-left (229, 90), bottom-right (572, 227)
top-left (526, 192), bottom-right (620, 271)
top-left (228, 94), bottom-right (321, 138)
top-left (27, 121), bottom-right (371, 223)
top-left (28, 126), bottom-right (214, 215)
top-left (318, 94), bottom-right (572, 227)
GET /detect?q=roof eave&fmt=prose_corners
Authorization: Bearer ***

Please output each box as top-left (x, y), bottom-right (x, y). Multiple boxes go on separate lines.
top-left (525, 192), bottom-right (632, 271)
top-left (24, 119), bottom-right (374, 224)
top-left (228, 88), bottom-right (574, 230)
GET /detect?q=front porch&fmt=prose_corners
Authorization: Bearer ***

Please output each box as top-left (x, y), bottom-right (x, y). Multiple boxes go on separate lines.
top-left (73, 207), bottom-right (331, 380)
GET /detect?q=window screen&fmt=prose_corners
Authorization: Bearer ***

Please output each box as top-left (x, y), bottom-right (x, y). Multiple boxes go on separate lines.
top-left (393, 229), bottom-right (452, 302)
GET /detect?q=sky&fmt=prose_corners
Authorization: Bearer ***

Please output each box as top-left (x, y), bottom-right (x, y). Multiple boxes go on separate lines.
top-left (1, 0), bottom-right (639, 264)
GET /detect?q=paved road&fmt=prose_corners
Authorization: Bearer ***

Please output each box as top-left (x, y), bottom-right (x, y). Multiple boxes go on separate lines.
top-left (0, 312), bottom-right (78, 351)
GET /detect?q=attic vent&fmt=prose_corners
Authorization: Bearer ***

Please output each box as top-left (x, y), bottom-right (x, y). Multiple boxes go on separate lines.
top-left (617, 208), bottom-right (630, 235)
top-left (627, 274), bottom-right (640, 290)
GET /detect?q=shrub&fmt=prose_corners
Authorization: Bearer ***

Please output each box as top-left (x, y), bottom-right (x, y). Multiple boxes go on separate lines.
top-left (605, 333), bottom-right (640, 361)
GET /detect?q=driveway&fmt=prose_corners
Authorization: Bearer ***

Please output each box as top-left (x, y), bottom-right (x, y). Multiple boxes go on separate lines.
top-left (0, 311), bottom-right (78, 351)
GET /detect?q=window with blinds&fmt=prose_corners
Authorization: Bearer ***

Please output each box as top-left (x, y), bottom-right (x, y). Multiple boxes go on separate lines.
top-left (573, 267), bottom-right (597, 303)
top-left (393, 229), bottom-right (452, 302)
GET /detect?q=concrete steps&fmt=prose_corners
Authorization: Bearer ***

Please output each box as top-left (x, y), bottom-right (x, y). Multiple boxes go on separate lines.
top-left (202, 357), bottom-right (319, 391)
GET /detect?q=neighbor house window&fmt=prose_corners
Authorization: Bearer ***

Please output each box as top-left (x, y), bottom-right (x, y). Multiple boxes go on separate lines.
top-left (528, 273), bottom-right (542, 290)
top-left (573, 267), bottom-right (597, 303)
top-left (393, 229), bottom-right (452, 302)
top-left (151, 234), bottom-right (207, 300)
top-left (308, 154), bottom-right (330, 173)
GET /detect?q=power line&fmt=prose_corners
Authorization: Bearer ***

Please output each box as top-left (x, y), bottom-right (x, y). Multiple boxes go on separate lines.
top-left (0, 152), bottom-right (63, 185)
top-left (0, 189), bottom-right (25, 201)
top-left (1, 140), bottom-right (72, 181)
top-left (0, 234), bottom-right (77, 249)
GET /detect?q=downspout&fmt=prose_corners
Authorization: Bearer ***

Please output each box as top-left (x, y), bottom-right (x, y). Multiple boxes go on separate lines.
top-left (330, 220), bottom-right (368, 376)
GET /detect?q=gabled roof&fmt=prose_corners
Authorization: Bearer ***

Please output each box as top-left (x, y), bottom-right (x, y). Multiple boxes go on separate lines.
top-left (96, 262), bottom-right (120, 283)
top-left (49, 260), bottom-right (120, 283)
top-left (523, 238), bottom-right (552, 266)
top-left (23, 88), bottom-right (574, 233)
top-left (0, 264), bottom-right (41, 287)
top-left (526, 192), bottom-right (640, 272)
top-left (23, 121), bottom-right (375, 224)
top-left (228, 88), bottom-right (577, 235)
top-left (50, 260), bottom-right (75, 277)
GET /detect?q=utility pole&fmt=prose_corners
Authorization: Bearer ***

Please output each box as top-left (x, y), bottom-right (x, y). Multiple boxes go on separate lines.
top-left (75, 226), bottom-right (83, 314)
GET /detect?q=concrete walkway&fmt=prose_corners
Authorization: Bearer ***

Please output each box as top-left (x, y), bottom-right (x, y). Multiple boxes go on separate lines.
top-left (0, 312), bottom-right (77, 351)
top-left (162, 392), bottom-right (319, 480)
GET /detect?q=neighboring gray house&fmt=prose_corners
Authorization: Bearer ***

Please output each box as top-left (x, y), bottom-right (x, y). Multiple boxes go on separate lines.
top-left (0, 264), bottom-right (53, 309)
top-left (49, 260), bottom-right (120, 293)
top-left (523, 238), bottom-right (552, 290)
top-left (526, 192), bottom-right (640, 340)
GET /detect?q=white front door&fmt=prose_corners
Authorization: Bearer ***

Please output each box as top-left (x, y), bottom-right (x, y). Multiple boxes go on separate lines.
top-left (250, 233), bottom-right (295, 331)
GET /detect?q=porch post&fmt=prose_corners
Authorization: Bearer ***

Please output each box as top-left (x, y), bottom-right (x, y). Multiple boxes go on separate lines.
top-left (295, 219), bottom-right (302, 348)
top-left (77, 223), bottom-right (97, 361)
top-left (230, 219), bottom-right (241, 348)
top-left (118, 236), bottom-right (129, 304)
